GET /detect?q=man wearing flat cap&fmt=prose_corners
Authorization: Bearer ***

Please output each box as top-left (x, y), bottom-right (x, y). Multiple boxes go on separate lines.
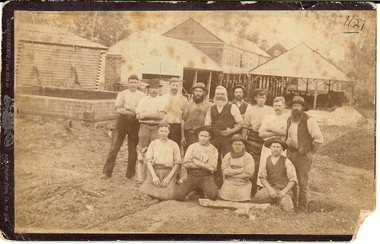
top-left (181, 82), bottom-right (212, 151)
top-left (135, 78), bottom-right (167, 183)
top-left (285, 96), bottom-right (323, 213)
top-left (101, 74), bottom-right (146, 180)
top-left (242, 89), bottom-right (274, 196)
top-left (220, 134), bottom-right (255, 202)
top-left (253, 137), bottom-right (298, 212)
top-left (205, 85), bottom-right (244, 188)
top-left (232, 85), bottom-right (249, 118)
top-left (161, 78), bottom-right (188, 147)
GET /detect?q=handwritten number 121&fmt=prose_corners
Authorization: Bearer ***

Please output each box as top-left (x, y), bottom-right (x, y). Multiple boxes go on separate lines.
top-left (344, 15), bottom-right (366, 31)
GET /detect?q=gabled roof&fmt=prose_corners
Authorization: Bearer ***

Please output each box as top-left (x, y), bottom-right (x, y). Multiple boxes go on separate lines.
top-left (250, 42), bottom-right (352, 82)
top-left (164, 18), bottom-right (271, 58)
top-left (15, 23), bottom-right (108, 49)
top-left (108, 31), bottom-right (222, 76)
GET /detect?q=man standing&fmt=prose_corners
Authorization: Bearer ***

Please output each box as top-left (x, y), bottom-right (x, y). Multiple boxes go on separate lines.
top-left (232, 85), bottom-right (249, 118)
top-left (242, 89), bottom-right (274, 195)
top-left (181, 82), bottom-right (212, 150)
top-left (135, 78), bottom-right (166, 183)
top-left (101, 74), bottom-right (146, 179)
top-left (205, 86), bottom-right (244, 188)
top-left (257, 96), bottom-right (288, 187)
top-left (285, 96), bottom-right (323, 213)
top-left (161, 78), bottom-right (188, 147)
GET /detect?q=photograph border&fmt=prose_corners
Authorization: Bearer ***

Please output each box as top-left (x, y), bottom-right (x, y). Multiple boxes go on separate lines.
top-left (1, 0), bottom-right (376, 241)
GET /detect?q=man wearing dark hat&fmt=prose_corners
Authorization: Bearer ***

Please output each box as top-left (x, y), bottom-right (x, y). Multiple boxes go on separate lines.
top-left (253, 138), bottom-right (298, 212)
top-left (285, 96), bottom-right (323, 213)
top-left (181, 82), bottom-right (212, 150)
top-left (205, 85), bottom-right (244, 188)
top-left (232, 85), bottom-right (249, 118)
top-left (175, 125), bottom-right (219, 201)
top-left (220, 134), bottom-right (255, 202)
top-left (135, 78), bottom-right (167, 183)
top-left (101, 74), bottom-right (146, 180)
top-left (161, 78), bottom-right (188, 147)
top-left (242, 89), bottom-right (274, 195)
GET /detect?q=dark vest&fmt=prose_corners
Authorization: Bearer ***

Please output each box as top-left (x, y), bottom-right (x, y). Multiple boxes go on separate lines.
top-left (266, 155), bottom-right (288, 190)
top-left (210, 103), bottom-right (236, 136)
top-left (285, 113), bottom-right (313, 155)
top-left (233, 101), bottom-right (249, 115)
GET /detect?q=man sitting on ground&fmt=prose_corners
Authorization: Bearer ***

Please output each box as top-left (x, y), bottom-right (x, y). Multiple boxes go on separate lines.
top-left (139, 122), bottom-right (181, 200)
top-left (175, 126), bottom-right (219, 201)
top-left (253, 138), bottom-right (298, 212)
top-left (219, 134), bottom-right (255, 202)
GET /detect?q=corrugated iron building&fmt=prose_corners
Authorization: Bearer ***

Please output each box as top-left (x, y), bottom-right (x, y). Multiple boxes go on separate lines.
top-left (107, 31), bottom-right (223, 98)
top-left (15, 23), bottom-right (108, 90)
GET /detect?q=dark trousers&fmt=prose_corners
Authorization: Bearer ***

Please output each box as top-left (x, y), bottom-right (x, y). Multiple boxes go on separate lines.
top-left (246, 130), bottom-right (264, 196)
top-left (184, 130), bottom-right (199, 152)
top-left (168, 123), bottom-right (181, 147)
top-left (175, 170), bottom-right (218, 201)
top-left (102, 115), bottom-right (139, 178)
top-left (287, 149), bottom-right (312, 212)
top-left (211, 135), bottom-right (233, 189)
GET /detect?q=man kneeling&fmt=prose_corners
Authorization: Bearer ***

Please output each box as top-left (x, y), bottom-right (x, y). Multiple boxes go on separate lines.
top-left (219, 134), bottom-right (255, 202)
top-left (139, 122), bottom-right (181, 200)
top-left (175, 126), bottom-right (219, 201)
top-left (253, 138), bottom-right (298, 212)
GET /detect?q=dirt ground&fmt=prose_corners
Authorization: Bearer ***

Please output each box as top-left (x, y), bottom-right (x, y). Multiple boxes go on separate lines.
top-left (13, 112), bottom-right (375, 236)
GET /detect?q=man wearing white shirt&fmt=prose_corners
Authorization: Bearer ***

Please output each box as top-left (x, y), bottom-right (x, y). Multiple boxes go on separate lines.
top-left (101, 74), bottom-right (146, 179)
top-left (135, 78), bottom-right (166, 182)
top-left (161, 78), bottom-right (188, 146)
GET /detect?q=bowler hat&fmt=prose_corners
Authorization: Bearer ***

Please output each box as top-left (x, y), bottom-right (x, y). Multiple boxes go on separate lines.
top-left (194, 125), bottom-right (215, 141)
top-left (252, 89), bottom-right (270, 97)
top-left (286, 96), bottom-right (310, 111)
top-left (232, 85), bottom-right (246, 95)
top-left (229, 134), bottom-right (247, 144)
top-left (146, 78), bottom-right (162, 88)
top-left (190, 82), bottom-right (208, 95)
top-left (264, 137), bottom-right (288, 151)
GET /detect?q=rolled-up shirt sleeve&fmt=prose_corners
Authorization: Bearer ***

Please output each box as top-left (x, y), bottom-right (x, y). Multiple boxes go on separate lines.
top-left (243, 106), bottom-right (252, 129)
top-left (173, 143), bottom-right (182, 164)
top-left (285, 159), bottom-right (298, 184)
top-left (243, 154), bottom-right (255, 176)
top-left (221, 154), bottom-right (232, 173)
top-left (114, 92), bottom-right (124, 109)
top-left (231, 104), bottom-right (244, 124)
top-left (258, 160), bottom-right (268, 180)
top-left (307, 118), bottom-right (324, 144)
top-left (207, 146), bottom-right (218, 171)
top-left (204, 107), bottom-right (212, 126)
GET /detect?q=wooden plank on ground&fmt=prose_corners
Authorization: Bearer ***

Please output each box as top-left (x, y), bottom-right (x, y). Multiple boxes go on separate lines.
top-left (199, 199), bottom-right (270, 210)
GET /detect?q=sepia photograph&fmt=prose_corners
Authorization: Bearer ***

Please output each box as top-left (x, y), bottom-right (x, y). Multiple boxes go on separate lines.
top-left (2, 1), bottom-right (376, 241)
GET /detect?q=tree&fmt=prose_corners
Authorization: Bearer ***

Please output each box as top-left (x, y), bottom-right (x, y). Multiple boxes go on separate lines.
top-left (72, 12), bottom-right (132, 47)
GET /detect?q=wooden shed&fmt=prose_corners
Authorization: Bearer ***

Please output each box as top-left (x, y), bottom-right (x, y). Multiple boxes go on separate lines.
top-left (249, 42), bottom-right (352, 108)
top-left (15, 23), bottom-right (108, 90)
top-left (107, 31), bottom-right (222, 98)
top-left (162, 18), bottom-right (271, 97)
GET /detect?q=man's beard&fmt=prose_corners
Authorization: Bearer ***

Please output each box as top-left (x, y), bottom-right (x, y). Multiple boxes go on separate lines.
top-left (193, 94), bottom-right (205, 103)
top-left (215, 97), bottom-right (228, 107)
top-left (235, 96), bottom-right (243, 102)
top-left (291, 109), bottom-right (303, 122)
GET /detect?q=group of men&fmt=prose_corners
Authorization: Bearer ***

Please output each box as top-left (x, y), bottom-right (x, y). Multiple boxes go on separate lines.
top-left (101, 74), bottom-right (323, 213)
